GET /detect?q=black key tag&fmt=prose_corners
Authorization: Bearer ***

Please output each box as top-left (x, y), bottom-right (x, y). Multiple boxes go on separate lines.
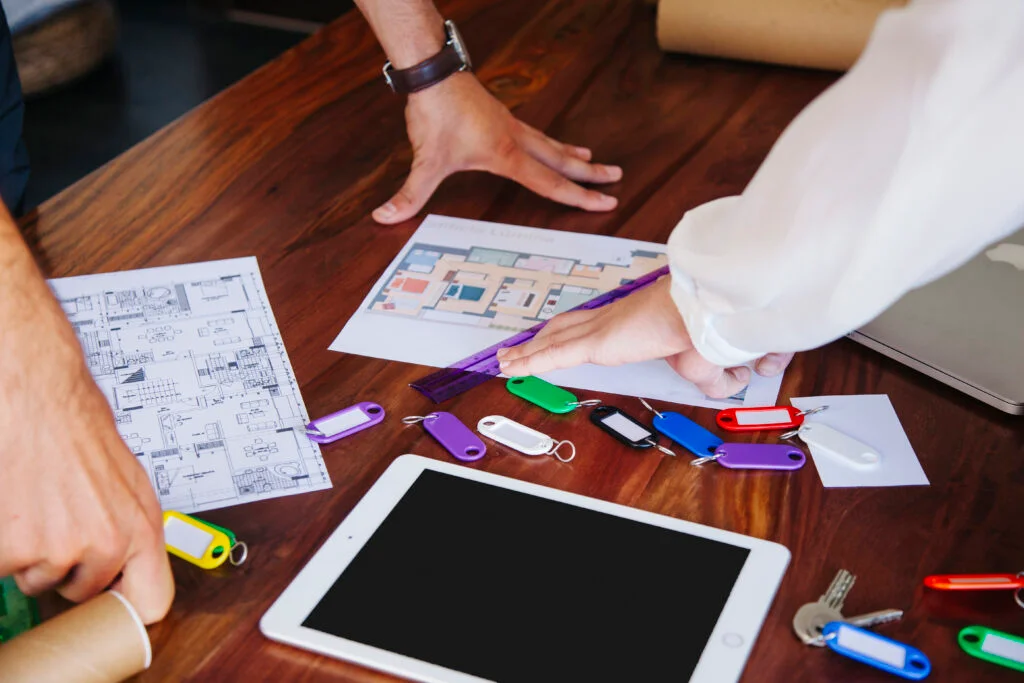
top-left (590, 406), bottom-right (675, 455)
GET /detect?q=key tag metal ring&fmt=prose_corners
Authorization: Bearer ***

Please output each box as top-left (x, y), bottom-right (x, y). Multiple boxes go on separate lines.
top-left (1016, 571), bottom-right (1024, 610)
top-left (229, 541), bottom-right (249, 566)
top-left (402, 414), bottom-right (439, 425)
top-left (547, 440), bottom-right (577, 463)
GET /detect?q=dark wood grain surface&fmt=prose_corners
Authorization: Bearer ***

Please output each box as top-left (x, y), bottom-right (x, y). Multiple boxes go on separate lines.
top-left (21, 0), bottom-right (1024, 681)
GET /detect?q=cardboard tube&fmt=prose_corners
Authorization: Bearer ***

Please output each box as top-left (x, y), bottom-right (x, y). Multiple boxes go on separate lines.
top-left (0, 591), bottom-right (151, 683)
top-left (656, 0), bottom-right (907, 71)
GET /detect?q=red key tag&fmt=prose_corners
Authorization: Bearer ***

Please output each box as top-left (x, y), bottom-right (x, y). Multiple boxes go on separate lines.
top-left (716, 405), bottom-right (827, 432)
top-left (924, 574), bottom-right (1024, 590)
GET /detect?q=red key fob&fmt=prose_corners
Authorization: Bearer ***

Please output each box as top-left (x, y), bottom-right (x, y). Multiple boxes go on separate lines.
top-left (924, 574), bottom-right (1024, 590)
top-left (716, 406), bottom-right (807, 432)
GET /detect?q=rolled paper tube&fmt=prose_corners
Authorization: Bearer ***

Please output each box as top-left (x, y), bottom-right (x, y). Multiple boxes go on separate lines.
top-left (0, 591), bottom-right (151, 683)
top-left (656, 0), bottom-right (908, 71)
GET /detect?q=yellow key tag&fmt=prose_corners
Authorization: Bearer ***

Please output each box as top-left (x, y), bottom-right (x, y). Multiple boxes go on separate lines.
top-left (163, 511), bottom-right (232, 570)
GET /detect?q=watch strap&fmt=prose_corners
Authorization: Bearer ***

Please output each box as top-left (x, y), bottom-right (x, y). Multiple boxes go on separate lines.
top-left (387, 44), bottom-right (466, 94)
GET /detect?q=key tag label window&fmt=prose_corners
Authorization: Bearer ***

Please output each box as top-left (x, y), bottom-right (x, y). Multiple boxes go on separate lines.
top-left (691, 443), bottom-right (806, 470)
top-left (164, 511), bottom-right (247, 570)
top-left (477, 415), bottom-right (576, 462)
top-left (506, 377), bottom-right (600, 414)
top-left (403, 412), bottom-right (486, 462)
top-left (822, 622), bottom-right (931, 680)
top-left (590, 406), bottom-right (674, 455)
top-left (959, 625), bottom-right (1024, 672)
top-left (639, 399), bottom-right (721, 457)
top-left (781, 423), bottom-right (882, 470)
top-left (306, 402), bottom-right (385, 444)
top-left (716, 405), bottom-right (827, 432)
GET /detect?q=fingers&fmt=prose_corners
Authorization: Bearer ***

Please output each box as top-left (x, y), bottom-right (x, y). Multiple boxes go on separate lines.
top-left (56, 543), bottom-right (126, 604)
top-left (498, 330), bottom-right (596, 377)
top-left (373, 160), bottom-right (446, 225)
top-left (519, 126), bottom-right (622, 185)
top-left (755, 352), bottom-right (795, 377)
top-left (506, 151), bottom-right (618, 212)
top-left (667, 350), bottom-right (753, 399)
top-left (15, 560), bottom-right (74, 596)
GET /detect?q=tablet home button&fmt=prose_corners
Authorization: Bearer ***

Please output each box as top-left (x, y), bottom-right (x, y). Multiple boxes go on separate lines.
top-left (722, 633), bottom-right (744, 648)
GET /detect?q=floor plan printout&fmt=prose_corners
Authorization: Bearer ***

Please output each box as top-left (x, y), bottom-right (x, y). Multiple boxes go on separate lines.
top-left (330, 215), bottom-right (783, 409)
top-left (49, 257), bottom-right (331, 515)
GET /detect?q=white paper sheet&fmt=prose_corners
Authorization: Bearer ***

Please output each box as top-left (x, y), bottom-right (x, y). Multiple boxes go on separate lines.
top-left (330, 215), bottom-right (783, 409)
top-left (49, 257), bottom-right (331, 514)
top-left (790, 395), bottom-right (929, 488)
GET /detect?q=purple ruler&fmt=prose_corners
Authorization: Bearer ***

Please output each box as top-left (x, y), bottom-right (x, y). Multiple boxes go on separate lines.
top-left (410, 265), bottom-right (671, 403)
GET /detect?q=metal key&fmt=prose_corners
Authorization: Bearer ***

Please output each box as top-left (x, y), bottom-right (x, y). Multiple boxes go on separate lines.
top-left (806, 608), bottom-right (904, 647)
top-left (792, 569), bottom-right (857, 645)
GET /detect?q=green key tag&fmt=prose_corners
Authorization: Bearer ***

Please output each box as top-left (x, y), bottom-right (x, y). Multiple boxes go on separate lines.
top-left (506, 377), bottom-right (599, 414)
top-left (0, 576), bottom-right (40, 643)
top-left (193, 517), bottom-right (249, 567)
top-left (959, 625), bottom-right (1024, 672)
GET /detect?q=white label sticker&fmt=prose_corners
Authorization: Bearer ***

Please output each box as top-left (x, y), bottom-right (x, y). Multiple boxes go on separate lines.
top-left (948, 576), bottom-right (1011, 584)
top-left (735, 409), bottom-right (790, 426)
top-left (316, 409), bottom-right (371, 437)
top-left (601, 413), bottom-right (652, 443)
top-left (982, 633), bottom-right (1024, 663)
top-left (164, 517), bottom-right (214, 559)
top-left (837, 625), bottom-right (906, 669)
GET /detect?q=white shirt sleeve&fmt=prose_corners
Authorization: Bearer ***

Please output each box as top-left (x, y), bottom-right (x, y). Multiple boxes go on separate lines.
top-left (667, 0), bottom-right (1024, 367)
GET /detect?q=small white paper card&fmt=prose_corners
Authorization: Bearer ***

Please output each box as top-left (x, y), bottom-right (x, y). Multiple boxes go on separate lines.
top-left (790, 395), bottom-right (929, 488)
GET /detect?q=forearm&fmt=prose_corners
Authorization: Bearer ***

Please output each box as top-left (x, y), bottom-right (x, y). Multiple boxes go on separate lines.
top-left (669, 0), bottom-right (1024, 366)
top-left (0, 207), bottom-right (83, 378)
top-left (353, 0), bottom-right (446, 69)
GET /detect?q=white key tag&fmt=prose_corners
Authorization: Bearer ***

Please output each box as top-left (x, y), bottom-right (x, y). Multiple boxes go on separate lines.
top-left (477, 415), bottom-right (576, 462)
top-left (781, 423), bottom-right (882, 470)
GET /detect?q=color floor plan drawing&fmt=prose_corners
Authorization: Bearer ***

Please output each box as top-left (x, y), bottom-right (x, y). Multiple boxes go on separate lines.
top-left (331, 215), bottom-right (783, 410)
top-left (368, 243), bottom-right (667, 332)
top-left (49, 257), bottom-right (330, 514)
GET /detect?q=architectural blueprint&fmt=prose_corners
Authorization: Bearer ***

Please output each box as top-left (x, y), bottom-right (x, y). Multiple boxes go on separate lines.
top-left (330, 215), bottom-right (783, 409)
top-left (49, 257), bottom-right (331, 514)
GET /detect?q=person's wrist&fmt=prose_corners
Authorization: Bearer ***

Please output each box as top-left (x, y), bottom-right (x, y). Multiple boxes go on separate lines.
top-left (387, 25), bottom-right (446, 70)
top-left (406, 69), bottom-right (475, 103)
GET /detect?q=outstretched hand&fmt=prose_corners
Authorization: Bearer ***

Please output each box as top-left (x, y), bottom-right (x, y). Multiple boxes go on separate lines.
top-left (373, 72), bottom-right (623, 224)
top-left (496, 277), bottom-right (794, 398)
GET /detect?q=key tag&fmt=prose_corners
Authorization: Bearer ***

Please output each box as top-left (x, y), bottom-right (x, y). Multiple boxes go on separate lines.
top-left (403, 412), bottom-right (486, 462)
top-left (821, 621), bottom-right (931, 680)
top-left (638, 399), bottom-right (722, 457)
top-left (716, 405), bottom-right (827, 432)
top-left (506, 377), bottom-right (601, 414)
top-left (477, 416), bottom-right (576, 462)
top-left (590, 405), bottom-right (675, 455)
top-left (925, 572), bottom-right (1024, 610)
top-left (306, 401), bottom-right (385, 444)
top-left (781, 423), bottom-right (882, 470)
top-left (691, 442), bottom-right (806, 470)
top-left (164, 511), bottom-right (248, 570)
top-left (959, 625), bottom-right (1024, 672)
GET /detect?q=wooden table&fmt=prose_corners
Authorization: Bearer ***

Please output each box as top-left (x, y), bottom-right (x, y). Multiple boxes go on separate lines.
top-left (21, 1), bottom-right (1023, 680)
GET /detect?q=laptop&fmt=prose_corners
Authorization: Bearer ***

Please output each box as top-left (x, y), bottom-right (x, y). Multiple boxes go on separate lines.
top-left (848, 227), bottom-right (1024, 415)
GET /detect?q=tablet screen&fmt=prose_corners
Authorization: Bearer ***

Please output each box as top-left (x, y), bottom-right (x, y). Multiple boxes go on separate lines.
top-left (303, 469), bottom-right (749, 682)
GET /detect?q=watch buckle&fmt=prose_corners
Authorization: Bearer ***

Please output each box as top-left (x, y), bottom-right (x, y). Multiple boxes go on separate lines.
top-left (382, 61), bottom-right (396, 93)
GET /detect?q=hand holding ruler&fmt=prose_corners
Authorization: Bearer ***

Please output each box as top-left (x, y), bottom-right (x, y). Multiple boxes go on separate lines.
top-left (410, 265), bottom-right (670, 403)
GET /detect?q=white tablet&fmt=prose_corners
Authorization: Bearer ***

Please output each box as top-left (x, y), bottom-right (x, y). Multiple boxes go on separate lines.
top-left (260, 454), bottom-right (790, 683)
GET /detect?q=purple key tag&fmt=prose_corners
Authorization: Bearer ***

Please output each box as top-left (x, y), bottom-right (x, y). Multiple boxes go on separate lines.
top-left (403, 412), bottom-right (486, 462)
top-left (306, 402), bottom-right (385, 444)
top-left (692, 443), bottom-right (806, 470)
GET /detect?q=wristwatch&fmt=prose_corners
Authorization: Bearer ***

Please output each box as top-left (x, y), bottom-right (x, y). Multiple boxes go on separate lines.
top-left (383, 20), bottom-right (472, 94)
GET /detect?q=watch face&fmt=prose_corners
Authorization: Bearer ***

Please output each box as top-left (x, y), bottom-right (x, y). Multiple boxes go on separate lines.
top-left (445, 20), bottom-right (472, 71)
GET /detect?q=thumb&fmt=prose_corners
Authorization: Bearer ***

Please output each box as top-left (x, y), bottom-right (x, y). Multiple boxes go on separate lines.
top-left (372, 160), bottom-right (445, 224)
top-left (113, 533), bottom-right (175, 625)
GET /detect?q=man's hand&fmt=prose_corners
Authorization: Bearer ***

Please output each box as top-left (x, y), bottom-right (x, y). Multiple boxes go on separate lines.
top-left (496, 277), bottom-right (794, 398)
top-left (373, 72), bottom-right (623, 224)
top-left (0, 218), bottom-right (173, 625)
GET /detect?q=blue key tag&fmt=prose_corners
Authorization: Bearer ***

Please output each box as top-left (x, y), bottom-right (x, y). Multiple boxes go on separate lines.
top-left (639, 399), bottom-right (723, 457)
top-left (403, 412), bottom-right (486, 462)
top-left (822, 622), bottom-right (931, 680)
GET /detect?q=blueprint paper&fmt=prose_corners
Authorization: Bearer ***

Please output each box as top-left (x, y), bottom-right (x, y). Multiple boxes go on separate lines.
top-left (49, 257), bottom-right (331, 514)
top-left (790, 395), bottom-right (929, 488)
top-left (330, 215), bottom-right (783, 409)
